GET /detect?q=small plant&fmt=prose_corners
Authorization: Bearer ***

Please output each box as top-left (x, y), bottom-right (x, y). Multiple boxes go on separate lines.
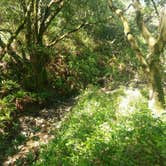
top-left (0, 95), bottom-right (16, 128)
top-left (1, 80), bottom-right (20, 92)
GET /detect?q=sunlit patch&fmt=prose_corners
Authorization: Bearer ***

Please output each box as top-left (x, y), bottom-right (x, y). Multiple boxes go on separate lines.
top-left (99, 122), bottom-right (112, 132)
top-left (117, 88), bottom-right (142, 116)
top-left (148, 97), bottom-right (166, 117)
top-left (148, 37), bottom-right (156, 47)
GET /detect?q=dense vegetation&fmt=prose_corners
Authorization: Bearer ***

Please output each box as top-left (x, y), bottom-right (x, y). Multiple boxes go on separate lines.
top-left (0, 0), bottom-right (166, 165)
top-left (35, 87), bottom-right (166, 166)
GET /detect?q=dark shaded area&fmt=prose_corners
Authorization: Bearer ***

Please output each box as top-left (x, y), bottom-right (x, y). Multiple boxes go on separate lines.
top-left (0, 94), bottom-right (76, 165)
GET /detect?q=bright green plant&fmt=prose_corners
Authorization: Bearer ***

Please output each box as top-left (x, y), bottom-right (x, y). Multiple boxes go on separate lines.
top-left (35, 86), bottom-right (166, 166)
top-left (1, 80), bottom-right (20, 92)
top-left (0, 95), bottom-right (16, 128)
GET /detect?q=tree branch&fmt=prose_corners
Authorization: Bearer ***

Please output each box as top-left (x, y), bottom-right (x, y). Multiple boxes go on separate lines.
top-left (123, 3), bottom-right (133, 12)
top-left (25, 0), bottom-right (34, 48)
top-left (0, 29), bottom-right (13, 35)
top-left (19, 0), bottom-right (27, 14)
top-left (7, 47), bottom-right (23, 63)
top-left (0, 1), bottom-right (33, 60)
top-left (38, 0), bottom-right (64, 37)
top-left (0, 26), bottom-right (24, 60)
top-left (34, 0), bottom-right (39, 40)
top-left (153, 6), bottom-right (166, 54)
top-left (132, 0), bottom-right (156, 49)
top-left (158, 6), bottom-right (166, 43)
top-left (7, 20), bottom-right (26, 49)
top-left (151, 0), bottom-right (159, 17)
top-left (48, 22), bottom-right (89, 47)
top-left (108, 0), bottom-right (148, 68)
top-left (44, 1), bottom-right (64, 32)
top-left (0, 37), bottom-right (6, 49)
top-left (0, 37), bottom-right (6, 60)
top-left (47, 17), bottom-right (113, 47)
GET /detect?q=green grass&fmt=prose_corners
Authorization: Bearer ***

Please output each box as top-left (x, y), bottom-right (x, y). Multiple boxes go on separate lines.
top-left (34, 86), bottom-right (166, 166)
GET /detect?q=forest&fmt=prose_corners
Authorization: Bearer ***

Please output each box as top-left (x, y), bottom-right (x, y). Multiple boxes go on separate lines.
top-left (0, 0), bottom-right (166, 165)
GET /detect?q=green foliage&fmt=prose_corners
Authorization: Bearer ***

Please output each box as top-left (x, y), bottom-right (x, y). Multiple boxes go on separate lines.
top-left (0, 80), bottom-right (52, 129)
top-left (48, 19), bottom-right (137, 94)
top-left (0, 80), bottom-right (19, 127)
top-left (0, 95), bottom-right (16, 126)
top-left (1, 80), bottom-right (20, 92)
top-left (0, 1), bottom-right (165, 164)
top-left (48, 37), bottom-right (108, 93)
top-left (35, 87), bottom-right (166, 166)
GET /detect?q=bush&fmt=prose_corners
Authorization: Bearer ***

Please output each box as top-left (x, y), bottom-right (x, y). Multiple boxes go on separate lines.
top-left (0, 80), bottom-right (52, 130)
top-left (35, 87), bottom-right (166, 166)
top-left (0, 95), bottom-right (16, 128)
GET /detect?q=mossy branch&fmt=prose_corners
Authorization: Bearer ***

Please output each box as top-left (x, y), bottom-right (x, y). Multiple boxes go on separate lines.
top-left (132, 0), bottom-right (157, 49)
top-left (108, 0), bottom-right (148, 68)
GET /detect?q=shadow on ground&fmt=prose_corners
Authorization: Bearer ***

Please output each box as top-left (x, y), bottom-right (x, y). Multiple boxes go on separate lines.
top-left (0, 97), bottom-right (75, 166)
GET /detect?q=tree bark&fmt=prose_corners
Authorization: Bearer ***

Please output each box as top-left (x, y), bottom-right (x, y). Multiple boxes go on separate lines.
top-left (148, 58), bottom-right (165, 113)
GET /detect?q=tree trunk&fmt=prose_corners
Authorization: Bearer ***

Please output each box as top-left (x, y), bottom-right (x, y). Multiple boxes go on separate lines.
top-left (108, 0), bottom-right (166, 115)
top-left (29, 46), bottom-right (49, 91)
top-left (148, 58), bottom-right (165, 114)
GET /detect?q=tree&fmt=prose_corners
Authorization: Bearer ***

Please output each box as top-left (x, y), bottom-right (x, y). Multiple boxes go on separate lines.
top-left (0, 0), bottom-right (65, 90)
top-left (108, 0), bottom-right (166, 113)
top-left (0, 0), bottom-right (109, 91)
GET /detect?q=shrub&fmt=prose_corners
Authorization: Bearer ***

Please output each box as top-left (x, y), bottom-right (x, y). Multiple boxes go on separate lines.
top-left (35, 87), bottom-right (166, 166)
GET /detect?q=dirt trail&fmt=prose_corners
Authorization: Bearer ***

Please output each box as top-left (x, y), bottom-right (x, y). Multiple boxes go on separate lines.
top-left (2, 98), bottom-right (74, 166)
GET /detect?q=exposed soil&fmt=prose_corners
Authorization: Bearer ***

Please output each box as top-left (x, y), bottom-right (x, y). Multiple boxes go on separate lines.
top-left (1, 98), bottom-right (75, 166)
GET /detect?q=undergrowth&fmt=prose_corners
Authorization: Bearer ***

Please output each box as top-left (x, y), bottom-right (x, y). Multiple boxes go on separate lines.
top-left (34, 86), bottom-right (166, 166)
top-left (0, 80), bottom-right (52, 131)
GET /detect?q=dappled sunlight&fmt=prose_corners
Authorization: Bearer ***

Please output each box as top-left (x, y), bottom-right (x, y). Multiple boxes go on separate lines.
top-left (148, 97), bottom-right (166, 117)
top-left (34, 87), bottom-right (165, 166)
top-left (117, 88), bottom-right (145, 116)
top-left (1, 99), bottom-right (74, 165)
top-left (1, 0), bottom-right (166, 165)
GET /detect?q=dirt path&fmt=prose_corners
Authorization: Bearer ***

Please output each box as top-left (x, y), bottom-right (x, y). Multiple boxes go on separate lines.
top-left (2, 98), bottom-right (75, 166)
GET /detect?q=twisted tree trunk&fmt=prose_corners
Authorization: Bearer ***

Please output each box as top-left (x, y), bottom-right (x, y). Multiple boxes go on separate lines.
top-left (148, 58), bottom-right (165, 112)
top-left (108, 0), bottom-right (166, 114)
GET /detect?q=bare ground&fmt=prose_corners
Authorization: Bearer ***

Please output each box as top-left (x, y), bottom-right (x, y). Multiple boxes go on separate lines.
top-left (1, 98), bottom-right (75, 166)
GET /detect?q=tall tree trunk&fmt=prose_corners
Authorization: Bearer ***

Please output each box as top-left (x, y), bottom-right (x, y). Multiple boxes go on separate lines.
top-left (29, 44), bottom-right (49, 91)
top-left (148, 58), bottom-right (165, 113)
